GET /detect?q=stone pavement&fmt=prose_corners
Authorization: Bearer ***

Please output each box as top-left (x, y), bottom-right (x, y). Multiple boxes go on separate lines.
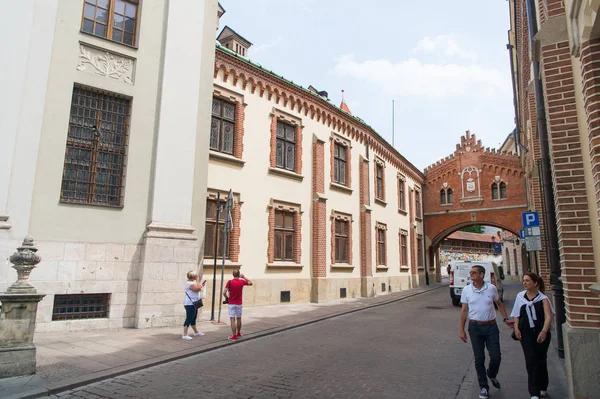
top-left (1, 282), bottom-right (446, 399)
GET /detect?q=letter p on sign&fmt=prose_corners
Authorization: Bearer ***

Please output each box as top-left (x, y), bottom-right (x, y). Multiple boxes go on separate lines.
top-left (522, 212), bottom-right (540, 227)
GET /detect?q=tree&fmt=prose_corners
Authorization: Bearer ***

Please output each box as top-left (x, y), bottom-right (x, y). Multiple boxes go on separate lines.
top-left (461, 225), bottom-right (484, 234)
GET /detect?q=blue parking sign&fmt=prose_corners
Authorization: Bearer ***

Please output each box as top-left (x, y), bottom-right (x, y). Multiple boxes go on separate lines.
top-left (520, 229), bottom-right (525, 239)
top-left (522, 212), bottom-right (540, 227)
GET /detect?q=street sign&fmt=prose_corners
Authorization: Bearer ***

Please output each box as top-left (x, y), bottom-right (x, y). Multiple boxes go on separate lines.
top-left (524, 236), bottom-right (542, 251)
top-left (524, 226), bottom-right (541, 236)
top-left (522, 211), bottom-right (540, 227)
top-left (520, 229), bottom-right (525, 239)
top-left (493, 242), bottom-right (502, 254)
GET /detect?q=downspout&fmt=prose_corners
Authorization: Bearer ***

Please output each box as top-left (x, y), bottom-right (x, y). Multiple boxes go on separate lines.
top-left (525, 0), bottom-right (566, 359)
top-left (508, 0), bottom-right (529, 153)
top-left (507, 43), bottom-right (522, 155)
top-left (422, 187), bottom-right (429, 285)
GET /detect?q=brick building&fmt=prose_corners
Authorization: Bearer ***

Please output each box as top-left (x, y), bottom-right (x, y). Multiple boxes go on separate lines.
top-left (507, 0), bottom-right (600, 396)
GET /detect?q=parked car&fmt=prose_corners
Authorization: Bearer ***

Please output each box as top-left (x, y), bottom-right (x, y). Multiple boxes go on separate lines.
top-left (449, 260), bottom-right (504, 306)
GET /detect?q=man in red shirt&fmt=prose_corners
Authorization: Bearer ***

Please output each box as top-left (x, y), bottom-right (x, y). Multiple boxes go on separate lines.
top-left (223, 270), bottom-right (252, 341)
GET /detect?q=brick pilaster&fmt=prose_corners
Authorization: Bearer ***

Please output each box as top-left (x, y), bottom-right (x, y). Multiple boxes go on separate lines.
top-left (233, 102), bottom-right (246, 159)
top-left (409, 188), bottom-right (417, 274)
top-left (267, 208), bottom-right (274, 263)
top-left (293, 212), bottom-right (302, 264)
top-left (312, 139), bottom-right (326, 277)
top-left (269, 115), bottom-right (277, 168)
top-left (359, 156), bottom-right (372, 277)
top-left (295, 125), bottom-right (303, 175)
top-left (229, 202), bottom-right (241, 262)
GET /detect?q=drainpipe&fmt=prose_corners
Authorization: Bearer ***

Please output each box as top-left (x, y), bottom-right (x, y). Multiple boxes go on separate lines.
top-left (422, 187), bottom-right (429, 285)
top-left (525, 0), bottom-right (566, 359)
top-left (507, 43), bottom-right (521, 155)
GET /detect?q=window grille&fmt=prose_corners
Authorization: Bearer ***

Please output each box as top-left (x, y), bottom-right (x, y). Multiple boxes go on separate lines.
top-left (52, 293), bottom-right (110, 321)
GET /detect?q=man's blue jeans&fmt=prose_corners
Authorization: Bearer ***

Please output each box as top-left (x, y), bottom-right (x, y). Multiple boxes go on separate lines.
top-left (468, 322), bottom-right (501, 390)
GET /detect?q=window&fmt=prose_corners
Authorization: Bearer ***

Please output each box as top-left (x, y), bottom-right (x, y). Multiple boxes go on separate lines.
top-left (60, 86), bottom-right (130, 206)
top-left (81, 0), bottom-right (139, 46)
top-left (440, 189), bottom-right (447, 205)
top-left (447, 188), bottom-right (453, 204)
top-left (376, 164), bottom-right (384, 199)
top-left (276, 121), bottom-right (296, 171)
top-left (400, 233), bottom-right (408, 266)
top-left (335, 219), bottom-right (349, 263)
top-left (204, 199), bottom-right (229, 258)
top-left (415, 190), bottom-right (422, 218)
top-left (333, 142), bottom-right (347, 185)
top-left (274, 210), bottom-right (295, 261)
top-left (440, 188), bottom-right (453, 205)
top-left (377, 228), bottom-right (386, 265)
top-left (417, 236), bottom-right (423, 266)
top-left (399, 179), bottom-right (405, 210)
top-left (52, 293), bottom-right (110, 321)
top-left (492, 182), bottom-right (506, 200)
top-left (211, 97), bottom-right (236, 155)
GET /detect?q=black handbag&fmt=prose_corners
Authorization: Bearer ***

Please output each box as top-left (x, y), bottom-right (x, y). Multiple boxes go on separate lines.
top-left (186, 292), bottom-right (204, 309)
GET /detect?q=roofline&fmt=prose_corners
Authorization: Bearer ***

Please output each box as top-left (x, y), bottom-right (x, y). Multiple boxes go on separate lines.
top-left (500, 129), bottom-right (515, 150)
top-left (215, 45), bottom-right (424, 180)
top-left (218, 2), bottom-right (226, 16)
top-left (217, 25), bottom-right (253, 46)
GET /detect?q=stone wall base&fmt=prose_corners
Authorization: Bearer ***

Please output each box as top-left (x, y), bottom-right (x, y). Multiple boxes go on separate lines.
top-left (0, 346), bottom-right (36, 377)
top-left (563, 324), bottom-right (600, 399)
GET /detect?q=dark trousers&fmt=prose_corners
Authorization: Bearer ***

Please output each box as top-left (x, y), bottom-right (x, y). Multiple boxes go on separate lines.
top-left (468, 323), bottom-right (501, 390)
top-left (520, 329), bottom-right (551, 396)
top-left (183, 305), bottom-right (198, 327)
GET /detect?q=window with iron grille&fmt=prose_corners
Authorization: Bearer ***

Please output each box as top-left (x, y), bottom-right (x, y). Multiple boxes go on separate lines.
top-left (274, 210), bottom-right (295, 260)
top-left (415, 190), bottom-right (422, 218)
top-left (400, 234), bottom-right (408, 265)
top-left (335, 219), bottom-right (349, 263)
top-left (333, 143), bottom-right (347, 185)
top-left (60, 86), bottom-right (130, 207)
top-left (81, 0), bottom-right (139, 46)
top-left (376, 164), bottom-right (384, 199)
top-left (399, 179), bottom-right (405, 210)
top-left (52, 293), bottom-right (110, 321)
top-left (204, 199), bottom-right (230, 258)
top-left (210, 97), bottom-right (236, 155)
top-left (377, 228), bottom-right (386, 265)
top-left (276, 121), bottom-right (296, 171)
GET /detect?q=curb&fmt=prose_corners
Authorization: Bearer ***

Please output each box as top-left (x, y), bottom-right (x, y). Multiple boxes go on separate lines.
top-left (13, 283), bottom-right (447, 399)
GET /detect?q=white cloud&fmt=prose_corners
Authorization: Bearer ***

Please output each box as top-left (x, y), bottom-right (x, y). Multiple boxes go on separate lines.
top-left (413, 35), bottom-right (478, 61)
top-left (332, 54), bottom-right (509, 99)
top-left (250, 36), bottom-right (284, 55)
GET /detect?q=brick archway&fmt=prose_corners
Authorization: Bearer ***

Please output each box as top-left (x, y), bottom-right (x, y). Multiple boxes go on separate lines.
top-left (423, 131), bottom-right (527, 280)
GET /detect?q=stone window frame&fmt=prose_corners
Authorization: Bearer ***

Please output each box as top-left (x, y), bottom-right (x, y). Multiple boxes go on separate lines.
top-left (269, 108), bottom-right (304, 181)
top-left (202, 189), bottom-right (243, 265)
top-left (414, 185), bottom-right (423, 220)
top-left (210, 84), bottom-right (246, 166)
top-left (267, 199), bottom-right (303, 268)
top-left (491, 180), bottom-right (508, 201)
top-left (397, 172), bottom-right (407, 214)
top-left (375, 222), bottom-right (388, 268)
top-left (374, 156), bottom-right (387, 206)
top-left (440, 185), bottom-right (454, 206)
top-left (330, 210), bottom-right (353, 267)
top-left (399, 229), bottom-right (409, 270)
top-left (330, 132), bottom-right (353, 194)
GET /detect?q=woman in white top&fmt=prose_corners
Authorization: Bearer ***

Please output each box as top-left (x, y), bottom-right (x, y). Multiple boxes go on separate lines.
top-left (182, 270), bottom-right (205, 340)
top-left (510, 272), bottom-right (555, 399)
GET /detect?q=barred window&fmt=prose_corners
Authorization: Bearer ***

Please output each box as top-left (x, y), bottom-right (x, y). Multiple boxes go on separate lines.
top-left (60, 87), bottom-right (130, 207)
top-left (335, 219), bottom-right (349, 263)
top-left (204, 199), bottom-right (229, 259)
top-left (210, 98), bottom-right (236, 155)
top-left (52, 293), bottom-right (110, 321)
top-left (274, 210), bottom-right (295, 261)
top-left (81, 0), bottom-right (139, 46)
top-left (276, 121), bottom-right (296, 171)
top-left (333, 143), bottom-right (347, 185)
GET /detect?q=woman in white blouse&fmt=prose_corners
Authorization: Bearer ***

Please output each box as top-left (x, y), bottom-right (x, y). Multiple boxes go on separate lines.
top-left (510, 272), bottom-right (555, 399)
top-left (182, 270), bottom-right (205, 340)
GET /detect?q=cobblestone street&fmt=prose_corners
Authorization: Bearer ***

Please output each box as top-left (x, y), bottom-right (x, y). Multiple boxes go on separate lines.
top-left (37, 284), bottom-right (567, 399)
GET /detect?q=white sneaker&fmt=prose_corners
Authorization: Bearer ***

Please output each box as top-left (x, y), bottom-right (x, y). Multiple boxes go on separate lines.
top-left (194, 332), bottom-right (205, 336)
top-left (540, 391), bottom-right (548, 397)
top-left (531, 396), bottom-right (540, 399)
top-left (182, 335), bottom-right (193, 340)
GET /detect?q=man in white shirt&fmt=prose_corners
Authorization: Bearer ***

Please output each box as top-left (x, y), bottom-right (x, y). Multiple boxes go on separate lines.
top-left (459, 265), bottom-right (513, 399)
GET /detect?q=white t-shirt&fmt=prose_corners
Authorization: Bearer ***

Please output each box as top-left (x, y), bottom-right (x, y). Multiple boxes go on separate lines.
top-left (460, 282), bottom-right (499, 322)
top-left (184, 281), bottom-right (199, 306)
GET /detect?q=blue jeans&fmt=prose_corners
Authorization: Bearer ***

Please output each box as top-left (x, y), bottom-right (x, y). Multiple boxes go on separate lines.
top-left (183, 305), bottom-right (197, 327)
top-left (468, 322), bottom-right (501, 390)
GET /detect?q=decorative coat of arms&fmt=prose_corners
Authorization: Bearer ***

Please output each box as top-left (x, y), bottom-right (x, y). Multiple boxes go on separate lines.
top-left (466, 178), bottom-right (475, 192)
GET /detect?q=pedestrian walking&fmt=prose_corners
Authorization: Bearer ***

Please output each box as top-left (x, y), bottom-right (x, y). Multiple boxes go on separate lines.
top-left (459, 265), bottom-right (513, 399)
top-left (182, 270), bottom-right (206, 340)
top-left (223, 269), bottom-right (252, 341)
top-left (510, 272), bottom-right (555, 399)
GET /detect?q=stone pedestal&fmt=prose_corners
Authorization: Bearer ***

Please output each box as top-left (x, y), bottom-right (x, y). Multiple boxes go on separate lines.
top-left (0, 293), bottom-right (45, 377)
top-left (563, 324), bottom-right (600, 399)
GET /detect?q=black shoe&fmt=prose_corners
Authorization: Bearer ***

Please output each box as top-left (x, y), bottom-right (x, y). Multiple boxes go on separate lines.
top-left (489, 377), bottom-right (501, 390)
top-left (479, 388), bottom-right (489, 399)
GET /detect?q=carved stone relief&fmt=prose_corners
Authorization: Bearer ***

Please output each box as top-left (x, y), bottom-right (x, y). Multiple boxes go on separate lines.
top-left (77, 43), bottom-right (135, 84)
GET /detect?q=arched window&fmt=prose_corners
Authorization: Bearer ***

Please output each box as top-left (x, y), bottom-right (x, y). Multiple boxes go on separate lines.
top-left (491, 183), bottom-right (499, 200)
top-left (440, 189), bottom-right (447, 205)
top-left (500, 182), bottom-right (507, 199)
top-left (447, 188), bottom-right (453, 204)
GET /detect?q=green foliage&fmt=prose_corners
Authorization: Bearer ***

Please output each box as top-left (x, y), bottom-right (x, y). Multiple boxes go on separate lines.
top-left (461, 225), bottom-right (484, 234)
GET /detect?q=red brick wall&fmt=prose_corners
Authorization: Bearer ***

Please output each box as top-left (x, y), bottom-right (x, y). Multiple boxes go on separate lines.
top-left (267, 208), bottom-right (275, 264)
top-left (312, 139), bottom-right (327, 277)
top-left (269, 115), bottom-right (277, 168)
top-left (233, 102), bottom-right (245, 159)
top-left (295, 125), bottom-right (303, 175)
top-left (293, 212), bottom-right (302, 264)
top-left (229, 202), bottom-right (241, 262)
top-left (359, 158), bottom-right (372, 277)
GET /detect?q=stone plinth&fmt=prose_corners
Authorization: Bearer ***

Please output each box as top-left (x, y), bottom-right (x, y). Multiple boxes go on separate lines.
top-left (0, 293), bottom-right (45, 377)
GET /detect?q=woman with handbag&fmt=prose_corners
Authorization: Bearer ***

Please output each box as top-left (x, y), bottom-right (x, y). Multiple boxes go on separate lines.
top-left (182, 270), bottom-right (206, 340)
top-left (510, 272), bottom-right (555, 399)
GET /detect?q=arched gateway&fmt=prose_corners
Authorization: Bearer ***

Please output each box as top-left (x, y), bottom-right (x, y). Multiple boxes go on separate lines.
top-left (423, 131), bottom-right (527, 281)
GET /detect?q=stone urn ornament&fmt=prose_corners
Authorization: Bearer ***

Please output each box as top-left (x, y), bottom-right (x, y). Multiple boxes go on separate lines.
top-left (7, 235), bottom-right (42, 294)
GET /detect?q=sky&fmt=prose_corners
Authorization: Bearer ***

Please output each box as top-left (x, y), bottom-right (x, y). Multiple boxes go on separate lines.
top-left (217, 0), bottom-right (515, 171)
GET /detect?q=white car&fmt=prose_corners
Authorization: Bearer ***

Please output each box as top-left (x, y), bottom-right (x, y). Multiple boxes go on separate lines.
top-left (449, 260), bottom-right (505, 306)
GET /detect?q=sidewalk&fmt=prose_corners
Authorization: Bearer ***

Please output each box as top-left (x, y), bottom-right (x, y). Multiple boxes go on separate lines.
top-left (1, 282), bottom-right (446, 399)
top-left (458, 282), bottom-right (569, 399)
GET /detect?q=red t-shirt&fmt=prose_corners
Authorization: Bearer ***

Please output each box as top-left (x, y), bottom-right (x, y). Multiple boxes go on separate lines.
top-left (226, 278), bottom-right (248, 305)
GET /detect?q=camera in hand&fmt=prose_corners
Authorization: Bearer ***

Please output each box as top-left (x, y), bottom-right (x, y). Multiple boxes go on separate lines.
top-left (223, 298), bottom-right (229, 304)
